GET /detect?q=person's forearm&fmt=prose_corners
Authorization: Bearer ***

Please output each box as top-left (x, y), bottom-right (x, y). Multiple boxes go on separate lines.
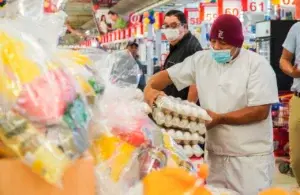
top-left (219, 105), bottom-right (270, 125)
top-left (187, 85), bottom-right (198, 103)
top-left (280, 58), bottom-right (295, 77)
top-left (145, 70), bottom-right (173, 92)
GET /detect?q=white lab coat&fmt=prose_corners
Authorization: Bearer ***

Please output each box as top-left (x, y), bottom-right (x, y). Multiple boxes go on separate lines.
top-left (167, 49), bottom-right (279, 194)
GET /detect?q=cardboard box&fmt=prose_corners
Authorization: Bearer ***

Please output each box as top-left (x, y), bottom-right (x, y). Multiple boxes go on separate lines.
top-left (0, 158), bottom-right (95, 195)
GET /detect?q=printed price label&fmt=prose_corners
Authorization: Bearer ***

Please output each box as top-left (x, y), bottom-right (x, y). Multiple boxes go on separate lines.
top-left (186, 8), bottom-right (201, 25)
top-left (224, 0), bottom-right (241, 17)
top-left (248, 0), bottom-right (266, 12)
top-left (204, 6), bottom-right (218, 21)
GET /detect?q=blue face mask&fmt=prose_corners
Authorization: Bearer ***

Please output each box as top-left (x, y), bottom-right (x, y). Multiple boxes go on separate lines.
top-left (211, 49), bottom-right (232, 64)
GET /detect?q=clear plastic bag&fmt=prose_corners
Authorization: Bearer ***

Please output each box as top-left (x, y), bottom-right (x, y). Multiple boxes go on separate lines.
top-left (0, 17), bottom-right (91, 186)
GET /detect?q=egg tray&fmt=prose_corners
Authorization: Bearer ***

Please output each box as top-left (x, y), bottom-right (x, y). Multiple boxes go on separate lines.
top-left (154, 96), bottom-right (212, 123)
top-left (178, 144), bottom-right (204, 158)
top-left (152, 109), bottom-right (207, 135)
top-left (162, 128), bottom-right (205, 145)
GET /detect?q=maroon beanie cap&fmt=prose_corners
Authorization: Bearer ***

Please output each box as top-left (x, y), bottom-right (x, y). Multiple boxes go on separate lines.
top-left (210, 14), bottom-right (244, 48)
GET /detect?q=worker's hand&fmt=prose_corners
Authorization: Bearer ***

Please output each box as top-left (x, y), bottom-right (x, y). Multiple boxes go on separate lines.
top-left (205, 110), bottom-right (222, 130)
top-left (144, 88), bottom-right (166, 107)
top-left (291, 65), bottom-right (300, 78)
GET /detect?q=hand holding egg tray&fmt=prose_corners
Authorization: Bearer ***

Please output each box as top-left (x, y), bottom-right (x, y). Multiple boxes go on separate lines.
top-left (151, 96), bottom-right (211, 158)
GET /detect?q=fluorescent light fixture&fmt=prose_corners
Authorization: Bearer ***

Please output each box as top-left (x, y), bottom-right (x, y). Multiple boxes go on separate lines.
top-left (134, 0), bottom-right (172, 15)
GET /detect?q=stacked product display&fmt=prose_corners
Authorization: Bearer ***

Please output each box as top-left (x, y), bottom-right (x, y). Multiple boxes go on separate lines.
top-left (152, 96), bottom-right (210, 158)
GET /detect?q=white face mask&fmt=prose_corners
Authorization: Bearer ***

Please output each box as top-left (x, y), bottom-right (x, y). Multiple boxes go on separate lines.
top-left (162, 28), bottom-right (181, 42)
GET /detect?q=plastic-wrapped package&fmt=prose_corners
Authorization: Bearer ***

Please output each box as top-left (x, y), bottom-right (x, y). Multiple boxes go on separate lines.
top-left (0, 17), bottom-right (92, 186)
top-left (93, 50), bottom-right (141, 89)
top-left (57, 49), bottom-right (105, 103)
top-left (89, 47), bottom-right (203, 194)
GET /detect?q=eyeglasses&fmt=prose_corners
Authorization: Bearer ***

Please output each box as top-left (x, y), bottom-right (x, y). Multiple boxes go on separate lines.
top-left (161, 22), bottom-right (182, 29)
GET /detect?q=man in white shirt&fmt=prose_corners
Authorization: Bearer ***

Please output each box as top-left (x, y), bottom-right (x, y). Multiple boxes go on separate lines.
top-left (280, 22), bottom-right (300, 187)
top-left (144, 14), bottom-right (278, 195)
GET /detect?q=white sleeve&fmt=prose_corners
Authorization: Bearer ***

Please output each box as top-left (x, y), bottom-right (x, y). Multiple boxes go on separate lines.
top-left (282, 22), bottom-right (299, 54)
top-left (167, 53), bottom-right (197, 91)
top-left (247, 58), bottom-right (279, 107)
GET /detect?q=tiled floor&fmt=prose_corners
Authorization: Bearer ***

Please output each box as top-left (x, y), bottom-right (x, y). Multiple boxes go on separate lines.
top-left (273, 163), bottom-right (297, 189)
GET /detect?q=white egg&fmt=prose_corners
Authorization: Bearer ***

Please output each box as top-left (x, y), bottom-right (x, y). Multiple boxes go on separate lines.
top-left (165, 119), bottom-right (172, 128)
top-left (184, 145), bottom-right (193, 157)
top-left (175, 97), bottom-right (182, 102)
top-left (196, 123), bottom-right (207, 135)
top-left (175, 131), bottom-right (184, 140)
top-left (182, 105), bottom-right (191, 116)
top-left (183, 132), bottom-right (191, 140)
top-left (171, 117), bottom-right (181, 128)
top-left (192, 145), bottom-right (204, 157)
top-left (156, 117), bottom-right (165, 126)
top-left (174, 103), bottom-right (183, 114)
top-left (167, 129), bottom-right (175, 138)
top-left (191, 133), bottom-right (199, 141)
top-left (165, 114), bottom-right (173, 123)
top-left (154, 110), bottom-right (165, 119)
top-left (142, 103), bottom-right (152, 114)
top-left (191, 107), bottom-right (199, 118)
top-left (199, 136), bottom-right (205, 144)
top-left (189, 121), bottom-right (198, 133)
top-left (179, 119), bottom-right (189, 129)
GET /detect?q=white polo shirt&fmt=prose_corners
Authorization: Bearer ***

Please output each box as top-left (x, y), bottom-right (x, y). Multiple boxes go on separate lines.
top-left (167, 49), bottom-right (278, 156)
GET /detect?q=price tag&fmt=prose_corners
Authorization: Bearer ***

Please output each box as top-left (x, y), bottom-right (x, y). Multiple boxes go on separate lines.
top-left (204, 5), bottom-right (218, 21)
top-left (248, 0), bottom-right (266, 12)
top-left (223, 0), bottom-right (241, 16)
top-left (185, 8), bottom-right (201, 26)
top-left (280, 0), bottom-right (295, 6)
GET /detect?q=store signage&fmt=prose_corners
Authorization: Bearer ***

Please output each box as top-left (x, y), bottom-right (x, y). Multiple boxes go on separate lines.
top-left (280, 0), bottom-right (295, 6)
top-left (120, 30), bottom-right (125, 39)
top-left (223, 0), bottom-right (241, 16)
top-left (247, 0), bottom-right (266, 12)
top-left (184, 8), bottom-right (201, 25)
top-left (204, 5), bottom-right (218, 21)
top-left (130, 26), bottom-right (137, 37)
top-left (129, 13), bottom-right (143, 26)
top-left (125, 28), bottom-right (131, 38)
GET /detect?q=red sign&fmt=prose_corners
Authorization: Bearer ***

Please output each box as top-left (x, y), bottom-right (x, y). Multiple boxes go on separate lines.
top-left (119, 30), bottom-right (124, 39)
top-left (184, 8), bottom-right (201, 26)
top-left (129, 13), bottom-right (143, 27)
top-left (223, 0), bottom-right (241, 17)
top-left (125, 28), bottom-right (131, 38)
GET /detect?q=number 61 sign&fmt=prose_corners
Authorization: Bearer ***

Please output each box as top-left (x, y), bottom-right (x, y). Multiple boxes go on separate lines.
top-left (241, 0), bottom-right (267, 12)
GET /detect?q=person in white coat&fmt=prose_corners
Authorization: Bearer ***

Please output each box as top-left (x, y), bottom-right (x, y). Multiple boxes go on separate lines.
top-left (144, 14), bottom-right (278, 195)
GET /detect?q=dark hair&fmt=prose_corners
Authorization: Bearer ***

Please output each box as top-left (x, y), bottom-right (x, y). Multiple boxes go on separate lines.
top-left (165, 10), bottom-right (187, 24)
top-left (127, 41), bottom-right (139, 48)
top-left (101, 15), bottom-right (106, 21)
top-left (108, 10), bottom-right (117, 15)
